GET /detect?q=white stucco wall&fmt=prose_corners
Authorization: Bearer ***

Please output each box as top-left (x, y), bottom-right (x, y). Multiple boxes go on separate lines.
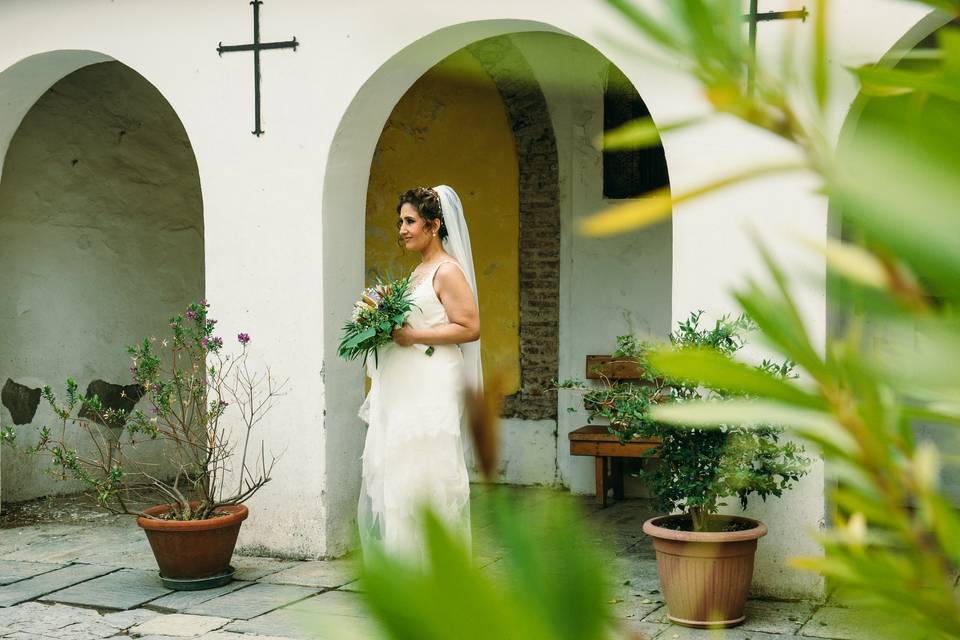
top-left (666, 0), bottom-right (933, 600)
top-left (0, 1), bottom-right (935, 595)
top-left (465, 31), bottom-right (673, 491)
top-left (0, 60), bottom-right (203, 501)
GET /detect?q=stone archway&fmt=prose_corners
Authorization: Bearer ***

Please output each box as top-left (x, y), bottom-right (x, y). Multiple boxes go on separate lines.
top-left (321, 20), bottom-right (674, 555)
top-left (0, 52), bottom-right (204, 506)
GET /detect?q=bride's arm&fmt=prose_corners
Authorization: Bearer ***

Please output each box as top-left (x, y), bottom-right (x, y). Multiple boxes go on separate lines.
top-left (393, 264), bottom-right (480, 346)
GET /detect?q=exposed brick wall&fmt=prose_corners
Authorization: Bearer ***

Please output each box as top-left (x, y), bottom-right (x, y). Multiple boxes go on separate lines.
top-left (468, 38), bottom-right (560, 420)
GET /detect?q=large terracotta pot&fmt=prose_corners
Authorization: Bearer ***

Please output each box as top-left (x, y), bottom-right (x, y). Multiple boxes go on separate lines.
top-left (642, 515), bottom-right (767, 628)
top-left (137, 503), bottom-right (248, 580)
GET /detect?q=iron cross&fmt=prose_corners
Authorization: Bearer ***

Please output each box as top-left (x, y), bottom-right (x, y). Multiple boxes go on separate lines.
top-left (743, 1), bottom-right (809, 90)
top-left (218, 0), bottom-right (298, 136)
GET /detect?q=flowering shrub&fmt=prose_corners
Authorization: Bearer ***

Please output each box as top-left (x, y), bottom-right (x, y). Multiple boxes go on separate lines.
top-left (27, 301), bottom-right (286, 521)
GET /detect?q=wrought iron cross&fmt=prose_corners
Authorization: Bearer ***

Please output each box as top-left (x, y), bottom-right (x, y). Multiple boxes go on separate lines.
top-left (218, 0), bottom-right (298, 136)
top-left (743, 1), bottom-right (809, 90)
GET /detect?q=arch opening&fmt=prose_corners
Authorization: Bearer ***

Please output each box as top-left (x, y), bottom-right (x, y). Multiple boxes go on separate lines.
top-left (0, 54), bottom-right (205, 503)
top-left (321, 20), bottom-right (672, 554)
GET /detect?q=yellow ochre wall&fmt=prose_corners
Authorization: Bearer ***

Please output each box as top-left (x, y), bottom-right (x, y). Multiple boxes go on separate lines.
top-left (365, 49), bottom-right (520, 393)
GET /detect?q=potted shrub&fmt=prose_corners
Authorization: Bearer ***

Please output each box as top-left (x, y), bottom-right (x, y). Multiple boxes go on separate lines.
top-left (562, 312), bottom-right (810, 628)
top-left (23, 300), bottom-right (286, 589)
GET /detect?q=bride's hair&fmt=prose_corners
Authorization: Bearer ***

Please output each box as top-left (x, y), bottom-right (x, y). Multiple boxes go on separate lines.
top-left (396, 187), bottom-right (447, 240)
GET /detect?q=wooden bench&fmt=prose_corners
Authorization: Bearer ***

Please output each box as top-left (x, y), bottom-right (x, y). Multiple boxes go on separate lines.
top-left (568, 355), bottom-right (660, 507)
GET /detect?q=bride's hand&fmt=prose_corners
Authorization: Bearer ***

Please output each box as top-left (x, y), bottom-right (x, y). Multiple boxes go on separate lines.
top-left (391, 324), bottom-right (418, 347)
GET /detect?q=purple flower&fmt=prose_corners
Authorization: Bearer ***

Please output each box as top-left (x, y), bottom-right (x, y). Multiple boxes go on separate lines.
top-left (238, 332), bottom-right (251, 345)
top-left (150, 406), bottom-right (159, 415)
top-left (186, 310), bottom-right (197, 320)
top-left (202, 335), bottom-right (223, 351)
top-left (218, 400), bottom-right (229, 408)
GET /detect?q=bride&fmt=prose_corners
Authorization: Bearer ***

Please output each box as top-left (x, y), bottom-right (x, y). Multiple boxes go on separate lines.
top-left (357, 185), bottom-right (482, 565)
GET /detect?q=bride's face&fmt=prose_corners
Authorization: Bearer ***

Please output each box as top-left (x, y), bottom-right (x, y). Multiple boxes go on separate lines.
top-left (398, 203), bottom-right (439, 252)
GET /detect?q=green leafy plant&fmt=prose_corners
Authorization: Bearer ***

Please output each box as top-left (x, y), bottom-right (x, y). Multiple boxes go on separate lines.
top-left (591, 0), bottom-right (960, 636)
top-left (21, 301), bottom-right (286, 520)
top-left (339, 274), bottom-right (434, 366)
top-left (359, 493), bottom-right (617, 640)
top-left (561, 312), bottom-right (810, 532)
top-left (1, 424), bottom-right (15, 448)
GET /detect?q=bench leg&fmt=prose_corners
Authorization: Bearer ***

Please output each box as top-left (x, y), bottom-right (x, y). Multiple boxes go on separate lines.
top-left (595, 457), bottom-right (608, 507)
top-left (611, 457), bottom-right (625, 500)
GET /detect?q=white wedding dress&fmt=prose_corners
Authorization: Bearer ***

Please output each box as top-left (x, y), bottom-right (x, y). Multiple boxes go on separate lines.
top-left (357, 259), bottom-right (473, 565)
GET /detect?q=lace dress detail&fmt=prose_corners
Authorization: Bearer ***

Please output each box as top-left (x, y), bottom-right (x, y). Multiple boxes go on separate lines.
top-left (357, 261), bottom-right (472, 565)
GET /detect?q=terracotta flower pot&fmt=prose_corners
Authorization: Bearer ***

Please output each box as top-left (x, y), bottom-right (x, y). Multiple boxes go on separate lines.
top-left (137, 503), bottom-right (248, 580)
top-left (642, 515), bottom-right (767, 628)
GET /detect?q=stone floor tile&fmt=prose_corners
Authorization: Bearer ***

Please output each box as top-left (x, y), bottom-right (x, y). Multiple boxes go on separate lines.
top-left (146, 580), bottom-right (252, 613)
top-left (198, 632), bottom-right (293, 640)
top-left (41, 569), bottom-right (169, 610)
top-left (618, 618), bottom-right (669, 638)
top-left (130, 613), bottom-right (230, 637)
top-left (610, 556), bottom-right (663, 594)
top-left (80, 536), bottom-right (156, 571)
top-left (221, 610), bottom-right (311, 639)
top-left (654, 628), bottom-right (797, 640)
top-left (799, 606), bottom-right (900, 640)
top-left (0, 561), bottom-right (64, 586)
top-left (260, 559), bottom-right (359, 589)
top-left (0, 564), bottom-right (116, 607)
top-left (643, 605), bottom-right (670, 624)
top-left (0, 602), bottom-right (102, 637)
top-left (3, 529), bottom-right (117, 564)
top-left (739, 600), bottom-right (817, 635)
top-left (101, 608), bottom-right (164, 630)
top-left (224, 607), bottom-right (384, 640)
top-left (0, 525), bottom-right (86, 558)
top-left (55, 619), bottom-right (120, 639)
top-left (285, 590), bottom-right (371, 618)
top-left (608, 593), bottom-right (664, 621)
top-left (230, 556), bottom-right (299, 582)
top-left (185, 583), bottom-right (317, 620)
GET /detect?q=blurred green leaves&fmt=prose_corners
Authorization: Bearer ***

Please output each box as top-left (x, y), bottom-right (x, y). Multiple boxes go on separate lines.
top-left (589, 0), bottom-right (960, 637)
top-left (359, 491), bottom-right (617, 640)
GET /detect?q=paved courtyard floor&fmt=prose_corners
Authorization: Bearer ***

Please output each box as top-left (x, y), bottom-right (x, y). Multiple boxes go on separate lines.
top-left (0, 485), bottom-right (882, 640)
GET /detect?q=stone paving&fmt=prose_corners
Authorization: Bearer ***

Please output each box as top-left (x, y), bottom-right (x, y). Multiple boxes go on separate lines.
top-left (0, 485), bottom-right (886, 640)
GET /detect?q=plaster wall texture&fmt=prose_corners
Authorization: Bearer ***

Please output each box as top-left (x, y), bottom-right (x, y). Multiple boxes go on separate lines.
top-left (0, 0), bottom-right (934, 584)
top-left (364, 47), bottom-right (522, 395)
top-left (507, 32), bottom-right (673, 500)
top-left (0, 61), bottom-right (203, 501)
top-left (665, 0), bottom-right (931, 600)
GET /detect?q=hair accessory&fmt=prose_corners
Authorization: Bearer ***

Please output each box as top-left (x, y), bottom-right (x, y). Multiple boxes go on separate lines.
top-left (427, 187), bottom-right (443, 215)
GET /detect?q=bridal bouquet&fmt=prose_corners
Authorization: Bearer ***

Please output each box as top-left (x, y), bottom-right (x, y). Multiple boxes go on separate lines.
top-left (338, 276), bottom-right (433, 366)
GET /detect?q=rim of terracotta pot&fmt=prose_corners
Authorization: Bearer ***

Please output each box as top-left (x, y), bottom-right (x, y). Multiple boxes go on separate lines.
top-left (642, 514), bottom-right (767, 543)
top-left (137, 503), bottom-right (249, 532)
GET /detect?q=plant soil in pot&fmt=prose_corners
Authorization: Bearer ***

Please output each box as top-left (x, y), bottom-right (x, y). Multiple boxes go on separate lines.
top-left (138, 502), bottom-right (249, 585)
top-left (643, 514), bottom-right (767, 628)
